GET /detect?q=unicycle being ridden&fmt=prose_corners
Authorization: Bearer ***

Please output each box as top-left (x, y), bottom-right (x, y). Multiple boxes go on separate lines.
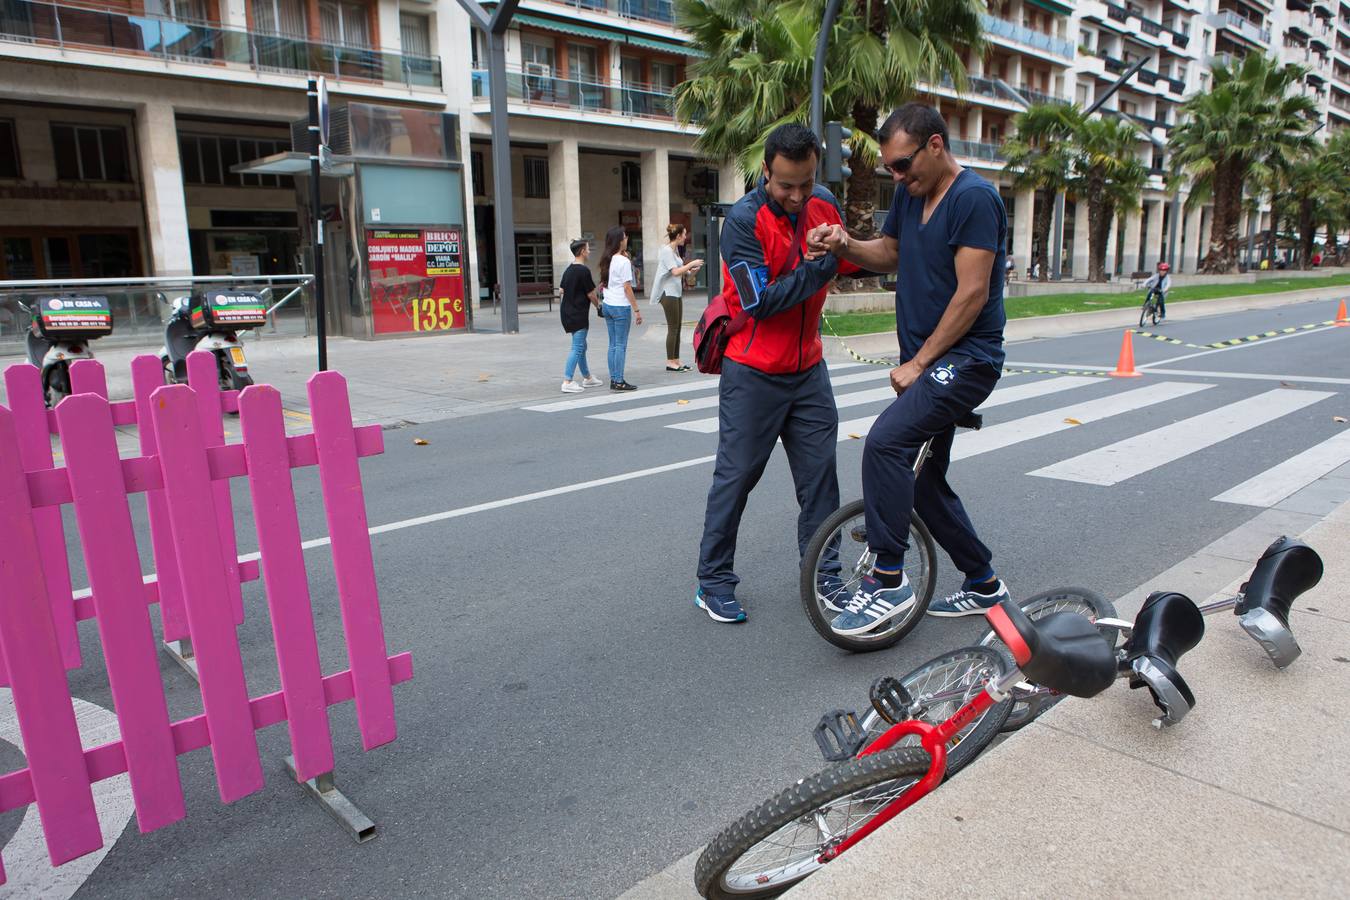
top-left (1140, 261), bottom-right (1171, 327)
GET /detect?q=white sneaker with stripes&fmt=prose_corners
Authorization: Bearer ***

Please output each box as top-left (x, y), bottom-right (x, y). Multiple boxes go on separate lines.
top-left (927, 580), bottom-right (1011, 617)
top-left (830, 574), bottom-right (915, 636)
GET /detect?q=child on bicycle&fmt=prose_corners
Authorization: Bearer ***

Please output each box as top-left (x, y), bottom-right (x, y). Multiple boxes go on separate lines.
top-left (1143, 261), bottom-right (1171, 322)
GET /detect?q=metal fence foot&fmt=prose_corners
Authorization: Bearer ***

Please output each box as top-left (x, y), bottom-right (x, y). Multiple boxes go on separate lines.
top-left (283, 756), bottom-right (378, 843)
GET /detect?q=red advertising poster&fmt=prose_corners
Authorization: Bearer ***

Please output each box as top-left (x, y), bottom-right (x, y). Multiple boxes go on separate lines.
top-left (367, 228), bottom-right (468, 334)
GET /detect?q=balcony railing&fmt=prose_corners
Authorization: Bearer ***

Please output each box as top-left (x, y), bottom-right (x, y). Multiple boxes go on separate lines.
top-left (540, 0), bottom-right (675, 26)
top-left (1018, 85), bottom-right (1070, 106)
top-left (471, 66), bottom-right (679, 120)
top-left (980, 14), bottom-right (1074, 59)
top-left (1209, 10), bottom-right (1272, 45)
top-left (949, 139), bottom-right (1006, 162)
top-left (936, 73), bottom-right (1024, 104)
top-left (1106, 3), bottom-right (1130, 23)
top-left (0, 0), bottom-right (440, 87)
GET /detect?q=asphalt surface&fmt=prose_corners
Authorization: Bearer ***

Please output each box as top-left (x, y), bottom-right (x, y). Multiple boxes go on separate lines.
top-left (29, 299), bottom-right (1350, 898)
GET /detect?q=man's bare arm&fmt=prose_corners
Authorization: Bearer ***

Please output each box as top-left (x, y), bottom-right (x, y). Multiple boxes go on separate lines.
top-left (806, 224), bottom-right (899, 273)
top-left (910, 246), bottom-right (996, 369)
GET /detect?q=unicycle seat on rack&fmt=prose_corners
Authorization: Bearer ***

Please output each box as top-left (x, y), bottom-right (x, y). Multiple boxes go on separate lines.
top-left (1123, 591), bottom-right (1205, 725)
top-left (986, 599), bottom-right (1116, 698)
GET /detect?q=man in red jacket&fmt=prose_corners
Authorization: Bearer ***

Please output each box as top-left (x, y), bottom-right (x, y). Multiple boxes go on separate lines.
top-left (694, 123), bottom-right (858, 624)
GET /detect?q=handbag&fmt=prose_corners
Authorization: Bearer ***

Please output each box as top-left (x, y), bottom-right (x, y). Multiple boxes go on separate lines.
top-left (692, 209), bottom-right (809, 375)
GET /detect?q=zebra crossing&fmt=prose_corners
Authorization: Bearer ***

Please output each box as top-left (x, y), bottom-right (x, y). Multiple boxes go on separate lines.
top-left (525, 367), bottom-right (1350, 510)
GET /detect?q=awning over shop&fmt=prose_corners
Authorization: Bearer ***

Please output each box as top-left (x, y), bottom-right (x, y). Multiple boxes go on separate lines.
top-left (231, 151), bottom-right (354, 178)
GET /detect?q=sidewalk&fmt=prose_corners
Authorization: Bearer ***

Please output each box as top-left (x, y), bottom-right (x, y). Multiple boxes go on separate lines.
top-left (620, 495), bottom-right (1350, 900)
top-left (789, 497), bottom-right (1350, 898)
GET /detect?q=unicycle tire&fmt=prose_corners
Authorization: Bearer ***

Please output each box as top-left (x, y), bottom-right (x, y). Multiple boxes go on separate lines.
top-left (800, 500), bottom-right (937, 653)
top-left (694, 748), bottom-right (932, 899)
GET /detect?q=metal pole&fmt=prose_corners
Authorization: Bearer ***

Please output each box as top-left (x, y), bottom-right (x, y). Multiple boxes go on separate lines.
top-left (810, 0), bottom-right (845, 144)
top-left (307, 78), bottom-right (328, 371)
top-left (1165, 194), bottom-right (1182, 269)
top-left (1051, 192), bottom-right (1066, 280)
top-left (487, 29), bottom-right (519, 333)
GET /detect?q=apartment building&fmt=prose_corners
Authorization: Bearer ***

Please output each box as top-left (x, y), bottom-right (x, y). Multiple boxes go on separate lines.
top-left (0, 0), bottom-right (1339, 339)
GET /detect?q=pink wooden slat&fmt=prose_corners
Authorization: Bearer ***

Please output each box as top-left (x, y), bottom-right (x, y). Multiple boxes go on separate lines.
top-left (0, 653), bottom-right (414, 814)
top-left (56, 395), bottom-right (186, 834)
top-left (67, 358), bottom-right (108, 398)
top-left (238, 385), bottom-right (335, 782)
top-left (220, 390), bottom-right (240, 413)
top-left (309, 372), bottom-right (397, 750)
top-left (0, 406), bottom-right (102, 864)
top-left (150, 383), bottom-right (263, 803)
top-left (67, 560), bottom-right (261, 623)
top-left (25, 427), bottom-right (384, 509)
top-left (131, 355), bottom-right (189, 643)
top-left (187, 351), bottom-right (244, 625)
top-left (2, 365), bottom-right (80, 676)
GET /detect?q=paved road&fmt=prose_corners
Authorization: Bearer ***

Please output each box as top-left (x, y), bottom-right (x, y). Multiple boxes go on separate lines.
top-left (36, 299), bottom-right (1350, 898)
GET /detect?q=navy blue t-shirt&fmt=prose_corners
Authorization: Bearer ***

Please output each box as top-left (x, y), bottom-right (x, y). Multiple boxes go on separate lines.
top-left (881, 168), bottom-right (1007, 368)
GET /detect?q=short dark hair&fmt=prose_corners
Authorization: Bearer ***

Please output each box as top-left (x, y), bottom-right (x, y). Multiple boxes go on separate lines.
top-left (878, 103), bottom-right (949, 151)
top-left (763, 123), bottom-right (820, 169)
top-left (569, 239), bottom-right (588, 256)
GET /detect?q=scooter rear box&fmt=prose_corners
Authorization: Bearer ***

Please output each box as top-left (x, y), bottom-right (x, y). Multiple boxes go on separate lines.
top-left (33, 296), bottom-right (114, 340)
top-left (191, 290), bottom-right (267, 329)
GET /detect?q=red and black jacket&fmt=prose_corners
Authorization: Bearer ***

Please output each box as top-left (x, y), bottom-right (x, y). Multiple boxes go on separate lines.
top-left (719, 179), bottom-right (859, 374)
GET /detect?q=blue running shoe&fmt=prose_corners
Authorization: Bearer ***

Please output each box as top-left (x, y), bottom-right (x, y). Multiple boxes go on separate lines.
top-left (830, 575), bottom-right (915, 636)
top-left (695, 587), bottom-right (747, 623)
top-left (927, 580), bottom-right (1011, 617)
top-left (816, 573), bottom-right (849, 613)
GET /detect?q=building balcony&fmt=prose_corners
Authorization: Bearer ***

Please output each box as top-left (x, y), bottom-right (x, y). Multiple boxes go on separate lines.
top-left (1208, 10), bottom-right (1272, 46)
top-left (0, 0), bottom-right (440, 88)
top-left (471, 65), bottom-right (690, 126)
top-left (948, 139), bottom-right (1007, 163)
top-left (934, 73), bottom-right (1024, 107)
top-left (530, 0), bottom-right (676, 28)
top-left (979, 14), bottom-right (1074, 61)
top-left (1018, 85), bottom-right (1070, 106)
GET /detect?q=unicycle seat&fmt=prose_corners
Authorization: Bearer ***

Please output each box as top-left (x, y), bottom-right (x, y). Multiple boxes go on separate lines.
top-left (986, 600), bottom-right (1117, 698)
top-left (1123, 591), bottom-right (1205, 726)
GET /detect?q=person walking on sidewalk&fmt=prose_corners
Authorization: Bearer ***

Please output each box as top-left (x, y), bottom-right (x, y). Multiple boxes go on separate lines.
top-left (808, 103), bottom-right (1010, 635)
top-left (649, 223), bottom-right (704, 372)
top-left (694, 123), bottom-right (860, 624)
top-left (558, 238), bottom-right (605, 393)
top-left (598, 225), bottom-right (643, 391)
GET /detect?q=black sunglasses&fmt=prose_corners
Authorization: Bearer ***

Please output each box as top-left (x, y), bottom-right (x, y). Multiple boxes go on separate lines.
top-left (883, 139), bottom-right (930, 175)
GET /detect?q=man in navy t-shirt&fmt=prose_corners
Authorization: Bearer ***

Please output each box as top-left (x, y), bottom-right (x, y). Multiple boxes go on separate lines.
top-left (808, 103), bottom-right (1011, 636)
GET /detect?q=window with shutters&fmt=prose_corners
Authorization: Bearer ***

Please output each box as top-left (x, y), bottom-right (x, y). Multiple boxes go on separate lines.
top-left (523, 156), bottom-right (549, 198)
top-left (320, 0), bottom-right (371, 47)
top-left (400, 12), bottom-right (431, 58)
top-left (252, 0), bottom-right (308, 36)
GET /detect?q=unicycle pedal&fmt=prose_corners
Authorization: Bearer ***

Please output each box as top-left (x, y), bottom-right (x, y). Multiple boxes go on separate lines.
top-left (868, 676), bottom-right (914, 725)
top-left (813, 709), bottom-right (866, 762)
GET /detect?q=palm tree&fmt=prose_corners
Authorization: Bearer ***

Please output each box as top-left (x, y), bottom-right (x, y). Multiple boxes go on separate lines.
top-left (1167, 54), bottom-right (1318, 273)
top-left (674, 0), bottom-right (983, 240)
top-left (1316, 130), bottom-right (1350, 264)
top-left (1001, 103), bottom-right (1081, 281)
top-left (1070, 116), bottom-right (1148, 282)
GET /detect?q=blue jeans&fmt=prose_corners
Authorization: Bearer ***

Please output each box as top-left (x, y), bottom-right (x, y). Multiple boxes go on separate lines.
top-left (564, 329), bottom-right (591, 380)
top-left (604, 305), bottom-right (632, 382)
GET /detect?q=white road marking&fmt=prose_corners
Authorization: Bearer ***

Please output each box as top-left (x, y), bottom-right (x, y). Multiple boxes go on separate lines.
top-left (1030, 389), bottom-right (1335, 486)
top-left (1214, 429), bottom-right (1350, 507)
top-left (951, 382), bottom-right (1214, 461)
top-left (1136, 326), bottom-right (1339, 367)
top-left (588, 369), bottom-right (890, 423)
top-left (524, 362), bottom-right (865, 412)
top-left (832, 375), bottom-right (1105, 443)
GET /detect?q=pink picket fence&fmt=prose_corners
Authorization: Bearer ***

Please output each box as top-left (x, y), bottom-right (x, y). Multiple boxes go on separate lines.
top-left (0, 362), bottom-right (412, 883)
top-left (0, 351), bottom-right (261, 686)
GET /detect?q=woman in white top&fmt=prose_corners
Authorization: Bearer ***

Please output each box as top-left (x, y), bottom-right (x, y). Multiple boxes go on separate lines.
top-left (598, 225), bottom-right (642, 391)
top-left (649, 223), bottom-right (705, 372)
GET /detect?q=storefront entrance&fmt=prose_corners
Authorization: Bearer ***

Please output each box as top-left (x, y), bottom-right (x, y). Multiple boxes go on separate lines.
top-left (0, 228), bottom-right (142, 280)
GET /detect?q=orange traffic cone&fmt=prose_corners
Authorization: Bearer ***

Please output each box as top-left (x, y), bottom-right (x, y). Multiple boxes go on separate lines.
top-left (1336, 299), bottom-right (1349, 327)
top-left (1110, 329), bottom-right (1142, 378)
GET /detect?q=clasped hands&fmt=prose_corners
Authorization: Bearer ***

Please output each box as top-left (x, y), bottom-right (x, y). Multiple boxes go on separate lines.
top-left (805, 223), bottom-right (849, 261)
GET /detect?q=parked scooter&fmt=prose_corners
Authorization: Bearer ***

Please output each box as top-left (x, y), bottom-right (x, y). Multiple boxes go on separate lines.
top-left (21, 295), bottom-right (114, 407)
top-left (159, 289), bottom-right (267, 391)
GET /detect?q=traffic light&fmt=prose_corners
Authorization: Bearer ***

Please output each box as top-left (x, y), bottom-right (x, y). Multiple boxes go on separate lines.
top-left (824, 121), bottom-right (853, 183)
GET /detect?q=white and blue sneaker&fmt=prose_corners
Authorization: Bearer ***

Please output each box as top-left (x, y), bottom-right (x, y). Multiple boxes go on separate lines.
top-left (830, 575), bottom-right (915, 636)
top-left (695, 587), bottom-right (747, 623)
top-left (816, 573), bottom-right (849, 613)
top-left (927, 580), bottom-right (1011, 617)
